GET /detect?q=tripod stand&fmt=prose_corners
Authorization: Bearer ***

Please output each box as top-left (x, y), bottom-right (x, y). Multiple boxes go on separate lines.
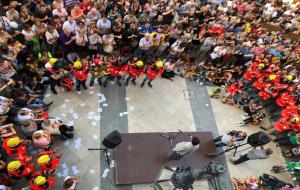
top-left (207, 143), bottom-right (251, 158)
top-left (88, 148), bottom-right (111, 166)
top-left (160, 130), bottom-right (183, 147)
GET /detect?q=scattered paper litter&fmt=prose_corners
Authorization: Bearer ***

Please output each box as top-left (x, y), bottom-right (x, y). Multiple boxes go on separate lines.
top-left (123, 112), bottom-right (128, 115)
top-left (97, 108), bottom-right (102, 113)
top-left (129, 106), bottom-right (135, 111)
top-left (64, 99), bottom-right (70, 103)
top-left (92, 186), bottom-right (99, 190)
top-left (110, 81), bottom-right (115, 84)
top-left (77, 91), bottom-right (81, 95)
top-left (80, 102), bottom-right (86, 107)
top-left (88, 111), bottom-right (95, 116)
top-left (69, 109), bottom-right (75, 114)
top-left (99, 93), bottom-right (107, 103)
top-left (60, 113), bottom-right (66, 117)
top-left (89, 86), bottom-right (94, 89)
top-left (72, 166), bottom-right (80, 175)
top-left (110, 160), bottom-right (115, 168)
top-left (205, 104), bottom-right (209, 107)
top-left (64, 140), bottom-right (70, 146)
top-left (61, 163), bottom-right (67, 169)
top-left (62, 169), bottom-right (69, 177)
top-left (44, 93), bottom-right (51, 98)
top-left (90, 169), bottom-right (95, 174)
top-left (56, 172), bottom-right (63, 178)
top-left (91, 121), bottom-right (97, 126)
top-left (89, 91), bottom-right (94, 95)
top-left (102, 103), bottom-right (108, 107)
top-left (62, 103), bottom-right (66, 108)
top-left (74, 138), bottom-right (82, 150)
top-left (87, 115), bottom-right (93, 120)
top-left (72, 113), bottom-right (78, 120)
top-left (93, 116), bottom-right (100, 121)
top-left (102, 168), bottom-right (110, 178)
top-left (119, 113), bottom-right (123, 117)
top-left (125, 97), bottom-right (130, 101)
top-left (66, 121), bottom-right (74, 126)
top-left (93, 135), bottom-right (98, 139)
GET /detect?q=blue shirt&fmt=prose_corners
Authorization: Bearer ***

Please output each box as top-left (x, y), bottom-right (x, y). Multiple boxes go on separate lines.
top-left (139, 24), bottom-right (153, 34)
top-left (96, 19), bottom-right (111, 34)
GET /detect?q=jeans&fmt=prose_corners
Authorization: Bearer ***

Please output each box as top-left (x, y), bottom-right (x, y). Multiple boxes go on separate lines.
top-left (233, 154), bottom-right (250, 165)
top-left (214, 136), bottom-right (227, 147)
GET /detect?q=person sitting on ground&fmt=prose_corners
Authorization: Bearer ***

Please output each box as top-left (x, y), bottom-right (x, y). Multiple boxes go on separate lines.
top-left (41, 118), bottom-right (74, 140)
top-left (273, 132), bottom-right (300, 146)
top-left (63, 175), bottom-right (80, 190)
top-left (214, 130), bottom-right (247, 147)
top-left (32, 130), bottom-right (52, 150)
top-left (230, 146), bottom-right (273, 165)
top-left (238, 112), bottom-right (266, 126)
top-left (166, 135), bottom-right (200, 160)
top-left (282, 146), bottom-right (300, 157)
top-left (0, 123), bottom-right (16, 139)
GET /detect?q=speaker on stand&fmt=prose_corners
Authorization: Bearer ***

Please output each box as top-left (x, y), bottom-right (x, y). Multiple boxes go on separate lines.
top-left (88, 130), bottom-right (122, 166)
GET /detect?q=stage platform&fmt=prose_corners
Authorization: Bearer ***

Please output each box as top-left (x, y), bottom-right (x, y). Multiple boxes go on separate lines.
top-left (115, 132), bottom-right (216, 184)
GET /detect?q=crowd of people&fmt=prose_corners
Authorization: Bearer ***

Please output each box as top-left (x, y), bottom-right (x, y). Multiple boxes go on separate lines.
top-left (0, 0), bottom-right (300, 189)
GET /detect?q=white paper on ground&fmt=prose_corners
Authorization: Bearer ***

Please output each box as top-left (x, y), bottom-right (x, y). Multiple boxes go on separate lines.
top-left (125, 97), bottom-right (130, 101)
top-left (72, 166), bottom-right (80, 175)
top-left (44, 93), bottom-right (51, 98)
top-left (99, 93), bottom-right (107, 103)
top-left (123, 112), bottom-right (128, 115)
top-left (64, 99), bottom-right (70, 103)
top-left (119, 113), bottom-right (123, 117)
top-left (89, 86), bottom-right (94, 89)
top-left (60, 113), bottom-right (66, 117)
top-left (102, 103), bottom-right (108, 107)
top-left (66, 121), bottom-right (74, 126)
top-left (64, 140), bottom-right (70, 146)
top-left (90, 169), bottom-right (95, 174)
top-left (93, 135), bottom-right (98, 139)
top-left (61, 163), bottom-right (67, 169)
top-left (129, 106), bottom-right (135, 111)
top-left (92, 186), bottom-right (99, 190)
top-left (102, 168), bottom-right (110, 178)
top-left (91, 121), bottom-right (97, 126)
top-left (110, 160), bottom-right (115, 168)
top-left (56, 172), bottom-right (63, 178)
top-left (80, 102), bottom-right (86, 107)
top-left (205, 104), bottom-right (209, 107)
top-left (97, 108), bottom-right (102, 113)
top-left (89, 91), bottom-right (94, 95)
top-left (69, 109), bottom-right (75, 114)
top-left (62, 104), bottom-right (66, 108)
top-left (77, 91), bottom-right (81, 94)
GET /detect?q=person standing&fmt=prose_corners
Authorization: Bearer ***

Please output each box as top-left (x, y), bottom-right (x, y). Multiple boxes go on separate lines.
top-left (166, 136), bottom-right (200, 160)
top-left (213, 130), bottom-right (247, 147)
top-left (141, 60), bottom-right (164, 88)
top-left (230, 147), bottom-right (273, 165)
top-left (137, 33), bottom-right (153, 59)
top-left (126, 59), bottom-right (145, 86)
top-left (72, 60), bottom-right (89, 91)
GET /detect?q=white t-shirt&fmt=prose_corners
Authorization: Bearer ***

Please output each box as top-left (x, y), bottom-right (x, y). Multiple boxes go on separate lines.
top-left (22, 29), bottom-right (35, 41)
top-left (63, 20), bottom-right (77, 32)
top-left (45, 30), bottom-right (59, 44)
top-left (0, 96), bottom-right (9, 115)
top-left (52, 8), bottom-right (68, 18)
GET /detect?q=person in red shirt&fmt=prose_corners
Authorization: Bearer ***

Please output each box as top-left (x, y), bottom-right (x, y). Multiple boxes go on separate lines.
top-left (72, 60), bottom-right (89, 91)
top-left (2, 136), bottom-right (30, 157)
top-left (103, 56), bottom-right (128, 87)
top-left (7, 156), bottom-right (34, 179)
top-left (141, 60), bottom-right (164, 88)
top-left (126, 59), bottom-right (145, 86)
top-left (29, 171), bottom-right (55, 190)
top-left (79, 0), bottom-right (93, 14)
top-left (36, 149), bottom-right (62, 174)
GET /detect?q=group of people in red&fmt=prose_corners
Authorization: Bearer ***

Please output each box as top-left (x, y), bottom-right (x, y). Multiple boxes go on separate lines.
top-left (226, 54), bottom-right (299, 132)
top-left (47, 54), bottom-right (165, 93)
top-left (2, 136), bottom-right (61, 190)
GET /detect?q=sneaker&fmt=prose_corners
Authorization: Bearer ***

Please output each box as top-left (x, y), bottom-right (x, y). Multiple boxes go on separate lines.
top-left (229, 158), bottom-right (236, 165)
top-left (132, 80), bottom-right (136, 85)
top-left (45, 101), bottom-right (53, 107)
top-left (148, 82), bottom-right (152, 88)
top-left (83, 84), bottom-right (87, 90)
top-left (51, 89), bottom-right (57, 95)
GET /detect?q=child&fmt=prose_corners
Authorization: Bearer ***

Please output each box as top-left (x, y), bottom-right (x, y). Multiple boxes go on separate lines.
top-left (72, 60), bottom-right (89, 91)
top-left (126, 57), bottom-right (145, 86)
top-left (141, 60), bottom-right (164, 88)
top-left (89, 54), bottom-right (107, 86)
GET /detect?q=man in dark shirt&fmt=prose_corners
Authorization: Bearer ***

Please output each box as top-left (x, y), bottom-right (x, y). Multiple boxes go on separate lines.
top-left (58, 29), bottom-right (75, 55)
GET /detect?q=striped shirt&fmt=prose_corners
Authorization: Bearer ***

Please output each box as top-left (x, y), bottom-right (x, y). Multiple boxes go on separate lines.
top-left (65, 0), bottom-right (79, 6)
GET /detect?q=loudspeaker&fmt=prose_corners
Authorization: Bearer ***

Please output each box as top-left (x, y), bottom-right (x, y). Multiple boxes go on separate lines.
top-left (247, 132), bottom-right (271, 147)
top-left (102, 130), bottom-right (122, 149)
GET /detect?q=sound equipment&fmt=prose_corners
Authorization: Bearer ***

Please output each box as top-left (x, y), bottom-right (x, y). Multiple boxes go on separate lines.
top-left (102, 130), bottom-right (122, 149)
top-left (247, 132), bottom-right (271, 147)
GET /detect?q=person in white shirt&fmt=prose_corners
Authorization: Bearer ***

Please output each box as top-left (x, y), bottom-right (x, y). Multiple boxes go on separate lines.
top-left (45, 24), bottom-right (59, 54)
top-left (214, 130), bottom-right (247, 147)
top-left (52, 6), bottom-right (68, 21)
top-left (63, 16), bottom-right (77, 33)
top-left (21, 24), bottom-right (36, 42)
top-left (138, 33), bottom-right (153, 58)
top-left (166, 136), bottom-right (200, 160)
